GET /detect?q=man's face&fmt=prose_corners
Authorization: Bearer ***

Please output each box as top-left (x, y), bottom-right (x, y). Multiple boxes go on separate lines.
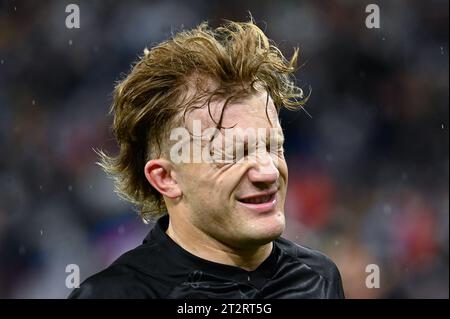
top-left (173, 91), bottom-right (288, 249)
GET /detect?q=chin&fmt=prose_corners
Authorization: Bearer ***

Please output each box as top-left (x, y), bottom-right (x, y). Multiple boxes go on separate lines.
top-left (245, 211), bottom-right (286, 245)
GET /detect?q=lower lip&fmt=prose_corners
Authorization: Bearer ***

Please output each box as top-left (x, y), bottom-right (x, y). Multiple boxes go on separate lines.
top-left (236, 193), bottom-right (278, 213)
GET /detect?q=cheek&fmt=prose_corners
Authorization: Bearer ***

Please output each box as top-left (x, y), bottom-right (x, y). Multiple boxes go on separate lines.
top-left (180, 165), bottom-right (229, 198)
top-left (178, 165), bottom-right (207, 193)
top-left (180, 163), bottom-right (251, 208)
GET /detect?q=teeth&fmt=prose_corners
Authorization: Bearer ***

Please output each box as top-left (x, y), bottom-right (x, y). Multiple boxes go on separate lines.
top-left (240, 194), bottom-right (272, 204)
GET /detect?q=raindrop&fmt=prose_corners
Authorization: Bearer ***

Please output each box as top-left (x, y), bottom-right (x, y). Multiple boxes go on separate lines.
top-left (40, 229), bottom-right (43, 236)
top-left (0, 59), bottom-right (4, 64)
top-left (442, 123), bottom-right (445, 129)
top-left (68, 185), bottom-right (73, 192)
top-left (32, 100), bottom-right (36, 106)
top-left (334, 240), bottom-right (339, 246)
top-left (69, 39), bottom-right (73, 46)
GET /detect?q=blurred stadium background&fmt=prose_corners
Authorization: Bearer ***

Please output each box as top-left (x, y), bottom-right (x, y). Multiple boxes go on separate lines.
top-left (0, 0), bottom-right (448, 298)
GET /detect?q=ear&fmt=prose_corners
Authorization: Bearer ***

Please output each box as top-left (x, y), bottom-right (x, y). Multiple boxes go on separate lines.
top-left (144, 159), bottom-right (182, 199)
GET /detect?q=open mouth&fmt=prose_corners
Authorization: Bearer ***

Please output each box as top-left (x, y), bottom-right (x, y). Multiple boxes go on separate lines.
top-left (236, 191), bottom-right (278, 213)
top-left (237, 193), bottom-right (275, 204)
top-left (236, 187), bottom-right (278, 207)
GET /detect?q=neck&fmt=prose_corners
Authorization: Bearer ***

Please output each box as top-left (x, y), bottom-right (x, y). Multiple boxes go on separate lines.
top-left (166, 215), bottom-right (272, 271)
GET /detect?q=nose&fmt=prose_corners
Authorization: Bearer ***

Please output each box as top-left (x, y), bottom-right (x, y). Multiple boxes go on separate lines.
top-left (247, 151), bottom-right (279, 185)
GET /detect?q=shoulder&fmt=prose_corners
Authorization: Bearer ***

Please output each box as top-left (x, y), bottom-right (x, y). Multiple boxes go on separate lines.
top-left (275, 237), bottom-right (345, 298)
top-left (68, 244), bottom-right (164, 299)
top-left (68, 264), bottom-right (148, 299)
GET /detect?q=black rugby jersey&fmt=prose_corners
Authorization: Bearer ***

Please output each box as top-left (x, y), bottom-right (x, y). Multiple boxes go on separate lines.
top-left (68, 215), bottom-right (344, 299)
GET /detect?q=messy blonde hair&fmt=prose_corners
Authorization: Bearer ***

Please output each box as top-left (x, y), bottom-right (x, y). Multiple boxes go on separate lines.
top-left (99, 19), bottom-right (308, 222)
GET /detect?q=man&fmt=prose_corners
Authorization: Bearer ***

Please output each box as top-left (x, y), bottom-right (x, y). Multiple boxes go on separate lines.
top-left (69, 20), bottom-right (345, 299)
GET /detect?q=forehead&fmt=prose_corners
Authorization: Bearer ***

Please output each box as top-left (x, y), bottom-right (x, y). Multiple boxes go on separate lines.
top-left (186, 91), bottom-right (281, 131)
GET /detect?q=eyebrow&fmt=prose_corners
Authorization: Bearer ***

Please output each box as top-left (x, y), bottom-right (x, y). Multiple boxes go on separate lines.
top-left (240, 130), bottom-right (285, 147)
top-left (202, 128), bottom-right (285, 148)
